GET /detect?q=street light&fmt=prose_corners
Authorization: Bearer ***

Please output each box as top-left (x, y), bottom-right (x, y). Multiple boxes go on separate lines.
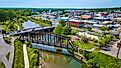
top-left (117, 40), bottom-right (121, 58)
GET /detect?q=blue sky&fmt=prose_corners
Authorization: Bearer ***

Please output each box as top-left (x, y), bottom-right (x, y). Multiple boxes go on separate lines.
top-left (0, 0), bottom-right (121, 8)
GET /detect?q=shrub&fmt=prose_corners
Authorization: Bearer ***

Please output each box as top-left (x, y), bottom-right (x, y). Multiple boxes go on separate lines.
top-left (27, 43), bottom-right (39, 68)
top-left (13, 40), bottom-right (24, 68)
top-left (71, 30), bottom-right (78, 35)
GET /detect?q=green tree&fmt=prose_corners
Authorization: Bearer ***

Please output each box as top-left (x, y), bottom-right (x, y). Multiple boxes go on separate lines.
top-left (53, 24), bottom-right (64, 36)
top-left (64, 26), bottom-right (72, 35)
top-left (59, 20), bottom-right (66, 27)
top-left (80, 35), bottom-right (89, 43)
top-left (87, 27), bottom-right (92, 31)
top-left (100, 26), bottom-right (109, 34)
top-left (98, 35), bottom-right (107, 48)
top-left (98, 35), bottom-right (113, 48)
top-left (71, 30), bottom-right (78, 35)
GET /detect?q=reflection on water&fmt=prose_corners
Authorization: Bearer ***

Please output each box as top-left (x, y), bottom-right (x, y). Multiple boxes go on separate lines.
top-left (39, 50), bottom-right (86, 68)
top-left (22, 20), bottom-right (40, 29)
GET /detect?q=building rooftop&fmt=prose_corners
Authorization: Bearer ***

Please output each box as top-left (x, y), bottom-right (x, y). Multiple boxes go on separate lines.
top-left (69, 19), bottom-right (81, 22)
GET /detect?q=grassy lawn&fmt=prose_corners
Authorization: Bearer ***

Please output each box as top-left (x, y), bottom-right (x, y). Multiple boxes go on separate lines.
top-left (0, 63), bottom-right (5, 68)
top-left (74, 41), bottom-right (95, 49)
top-left (26, 43), bottom-right (39, 68)
top-left (80, 51), bottom-right (121, 68)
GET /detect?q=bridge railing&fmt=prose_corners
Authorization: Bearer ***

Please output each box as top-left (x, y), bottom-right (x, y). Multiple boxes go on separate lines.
top-left (19, 33), bottom-right (78, 52)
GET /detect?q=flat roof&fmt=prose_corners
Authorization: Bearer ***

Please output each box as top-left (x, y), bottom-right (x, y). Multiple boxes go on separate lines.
top-left (69, 19), bottom-right (81, 22)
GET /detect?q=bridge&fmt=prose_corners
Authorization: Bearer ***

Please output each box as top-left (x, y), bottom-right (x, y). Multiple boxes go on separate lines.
top-left (19, 33), bottom-right (78, 52)
top-left (5, 26), bottom-right (56, 36)
top-left (5, 25), bottom-right (78, 53)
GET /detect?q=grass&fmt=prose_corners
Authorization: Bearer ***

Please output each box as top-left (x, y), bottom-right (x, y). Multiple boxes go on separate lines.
top-left (74, 41), bottom-right (95, 49)
top-left (0, 63), bottom-right (5, 68)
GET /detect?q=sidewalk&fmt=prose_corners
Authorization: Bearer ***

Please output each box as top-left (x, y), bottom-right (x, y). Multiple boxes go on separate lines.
top-left (23, 44), bottom-right (29, 68)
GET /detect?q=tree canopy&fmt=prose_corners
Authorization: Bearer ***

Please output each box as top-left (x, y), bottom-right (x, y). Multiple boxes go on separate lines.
top-left (59, 20), bottom-right (66, 27)
top-left (53, 24), bottom-right (64, 35)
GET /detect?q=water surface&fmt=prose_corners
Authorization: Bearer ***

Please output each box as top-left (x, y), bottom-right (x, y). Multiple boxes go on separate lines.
top-left (39, 50), bottom-right (87, 68)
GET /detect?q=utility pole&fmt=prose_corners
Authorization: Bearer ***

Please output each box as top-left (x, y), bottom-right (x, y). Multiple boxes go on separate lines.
top-left (117, 40), bottom-right (121, 58)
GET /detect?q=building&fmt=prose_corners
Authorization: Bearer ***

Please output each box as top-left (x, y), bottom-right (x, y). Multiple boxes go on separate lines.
top-left (67, 19), bottom-right (84, 28)
top-left (58, 17), bottom-right (70, 21)
top-left (81, 15), bottom-right (92, 20)
top-left (92, 24), bottom-right (103, 28)
top-left (94, 16), bottom-right (111, 21)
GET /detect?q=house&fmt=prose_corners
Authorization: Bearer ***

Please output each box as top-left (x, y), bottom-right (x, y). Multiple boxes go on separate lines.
top-left (58, 17), bottom-right (70, 21)
top-left (107, 24), bottom-right (120, 28)
top-left (94, 16), bottom-right (111, 21)
top-left (67, 19), bottom-right (84, 28)
top-left (81, 20), bottom-right (97, 25)
top-left (92, 24), bottom-right (103, 28)
top-left (81, 15), bottom-right (93, 20)
top-left (102, 21), bottom-right (113, 25)
top-left (113, 17), bottom-right (121, 22)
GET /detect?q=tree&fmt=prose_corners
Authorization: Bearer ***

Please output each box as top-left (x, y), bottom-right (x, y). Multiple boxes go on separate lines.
top-left (87, 27), bottom-right (92, 31)
top-left (100, 26), bottom-right (109, 34)
top-left (80, 35), bottom-right (89, 43)
top-left (64, 26), bottom-right (72, 35)
top-left (71, 30), bottom-right (78, 35)
top-left (117, 41), bottom-right (121, 58)
top-left (53, 24), bottom-right (64, 36)
top-left (98, 34), bottom-right (113, 48)
top-left (59, 20), bottom-right (66, 27)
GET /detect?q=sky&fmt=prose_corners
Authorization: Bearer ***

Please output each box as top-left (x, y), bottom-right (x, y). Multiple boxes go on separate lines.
top-left (0, 0), bottom-right (121, 8)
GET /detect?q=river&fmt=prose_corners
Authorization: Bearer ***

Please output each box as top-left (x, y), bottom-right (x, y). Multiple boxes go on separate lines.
top-left (39, 50), bottom-right (87, 68)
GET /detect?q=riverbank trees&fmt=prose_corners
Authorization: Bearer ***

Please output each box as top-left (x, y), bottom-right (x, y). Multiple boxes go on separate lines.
top-left (29, 17), bottom-right (50, 27)
top-left (80, 51), bottom-right (121, 68)
top-left (26, 42), bottom-right (39, 68)
top-left (13, 40), bottom-right (24, 68)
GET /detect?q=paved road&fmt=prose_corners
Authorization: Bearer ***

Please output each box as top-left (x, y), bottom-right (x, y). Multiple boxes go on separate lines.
top-left (23, 44), bottom-right (29, 68)
top-left (0, 34), bottom-right (14, 68)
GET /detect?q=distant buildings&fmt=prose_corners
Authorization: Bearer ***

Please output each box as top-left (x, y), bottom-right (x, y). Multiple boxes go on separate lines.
top-left (81, 15), bottom-right (93, 20)
top-left (67, 19), bottom-right (83, 28)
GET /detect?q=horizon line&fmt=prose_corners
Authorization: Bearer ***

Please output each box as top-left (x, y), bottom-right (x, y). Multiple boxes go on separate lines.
top-left (0, 6), bottom-right (121, 9)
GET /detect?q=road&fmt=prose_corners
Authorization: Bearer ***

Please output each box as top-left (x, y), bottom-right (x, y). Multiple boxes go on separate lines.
top-left (0, 34), bottom-right (14, 68)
